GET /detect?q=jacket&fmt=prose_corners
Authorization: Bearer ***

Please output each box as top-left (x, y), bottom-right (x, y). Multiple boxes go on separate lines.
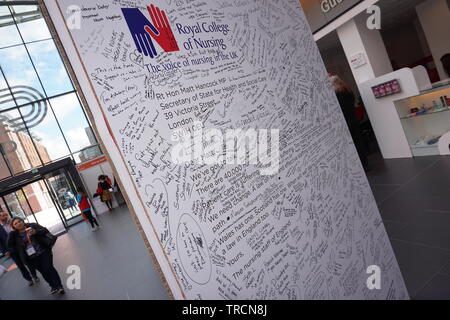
top-left (7, 223), bottom-right (55, 265)
top-left (0, 224), bottom-right (8, 254)
top-left (77, 194), bottom-right (91, 212)
top-left (335, 91), bottom-right (359, 128)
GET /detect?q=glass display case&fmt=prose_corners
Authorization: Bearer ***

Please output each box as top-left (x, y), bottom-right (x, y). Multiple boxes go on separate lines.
top-left (394, 81), bottom-right (450, 157)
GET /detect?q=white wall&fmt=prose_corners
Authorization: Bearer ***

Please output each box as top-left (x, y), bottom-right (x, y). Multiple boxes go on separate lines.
top-left (416, 0), bottom-right (450, 80)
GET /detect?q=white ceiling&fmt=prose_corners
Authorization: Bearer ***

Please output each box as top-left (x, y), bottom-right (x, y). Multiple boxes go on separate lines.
top-left (316, 0), bottom-right (428, 51)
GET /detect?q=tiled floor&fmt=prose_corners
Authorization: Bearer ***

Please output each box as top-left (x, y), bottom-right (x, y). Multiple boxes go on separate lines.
top-left (0, 206), bottom-right (169, 300)
top-left (366, 153), bottom-right (450, 300)
top-left (1, 153), bottom-right (450, 300)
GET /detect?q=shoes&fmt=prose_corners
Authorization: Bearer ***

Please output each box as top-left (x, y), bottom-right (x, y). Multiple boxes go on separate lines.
top-left (28, 281), bottom-right (34, 287)
top-left (33, 276), bottom-right (40, 283)
top-left (51, 287), bottom-right (65, 295)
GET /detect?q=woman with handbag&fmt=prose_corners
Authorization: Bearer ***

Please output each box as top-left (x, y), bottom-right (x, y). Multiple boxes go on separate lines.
top-left (97, 175), bottom-right (114, 211)
top-left (7, 218), bottom-right (64, 295)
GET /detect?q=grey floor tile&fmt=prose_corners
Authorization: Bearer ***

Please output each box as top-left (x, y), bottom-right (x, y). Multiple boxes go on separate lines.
top-left (439, 259), bottom-right (450, 276)
top-left (394, 211), bottom-right (450, 250)
top-left (366, 156), bottom-right (439, 186)
top-left (414, 274), bottom-right (450, 300)
top-left (370, 185), bottom-right (401, 204)
top-left (377, 195), bottom-right (429, 224)
top-left (382, 220), bottom-right (408, 239)
top-left (390, 239), bottom-right (450, 298)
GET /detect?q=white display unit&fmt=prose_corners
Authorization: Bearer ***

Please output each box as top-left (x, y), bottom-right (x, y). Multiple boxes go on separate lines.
top-left (360, 67), bottom-right (432, 159)
top-left (394, 82), bottom-right (450, 157)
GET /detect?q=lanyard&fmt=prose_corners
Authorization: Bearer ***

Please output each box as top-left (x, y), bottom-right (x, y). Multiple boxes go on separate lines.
top-left (23, 230), bottom-right (32, 246)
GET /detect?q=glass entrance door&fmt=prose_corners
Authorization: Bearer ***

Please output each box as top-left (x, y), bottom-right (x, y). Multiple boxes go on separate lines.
top-left (44, 168), bottom-right (83, 225)
top-left (3, 190), bottom-right (37, 224)
top-left (22, 180), bottom-right (67, 234)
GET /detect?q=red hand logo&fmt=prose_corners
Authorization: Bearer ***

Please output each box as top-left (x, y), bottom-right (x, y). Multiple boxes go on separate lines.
top-left (144, 5), bottom-right (180, 52)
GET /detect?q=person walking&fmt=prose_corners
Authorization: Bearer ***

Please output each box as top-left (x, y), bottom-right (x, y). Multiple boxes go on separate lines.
top-left (65, 191), bottom-right (78, 214)
top-left (329, 74), bottom-right (370, 171)
top-left (7, 217), bottom-right (65, 295)
top-left (97, 175), bottom-right (114, 211)
top-left (0, 211), bottom-right (39, 286)
top-left (76, 187), bottom-right (100, 231)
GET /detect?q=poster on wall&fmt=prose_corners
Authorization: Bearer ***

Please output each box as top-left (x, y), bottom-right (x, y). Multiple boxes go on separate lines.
top-left (43, 0), bottom-right (409, 300)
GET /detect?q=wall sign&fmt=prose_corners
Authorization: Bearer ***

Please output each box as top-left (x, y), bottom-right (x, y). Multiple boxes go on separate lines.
top-left (321, 0), bottom-right (345, 13)
top-left (77, 156), bottom-right (108, 171)
top-left (44, 0), bottom-right (408, 300)
top-left (349, 52), bottom-right (367, 69)
top-left (300, 0), bottom-right (363, 33)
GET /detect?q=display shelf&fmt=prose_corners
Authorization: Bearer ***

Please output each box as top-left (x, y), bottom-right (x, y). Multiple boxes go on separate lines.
top-left (400, 107), bottom-right (450, 120)
top-left (395, 81), bottom-right (450, 103)
top-left (394, 82), bottom-right (450, 157)
top-left (410, 143), bottom-right (440, 157)
top-left (412, 143), bottom-right (438, 149)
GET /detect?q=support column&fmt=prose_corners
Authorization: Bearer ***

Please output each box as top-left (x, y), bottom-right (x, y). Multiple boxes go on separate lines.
top-left (336, 13), bottom-right (414, 159)
top-left (336, 12), bottom-right (392, 86)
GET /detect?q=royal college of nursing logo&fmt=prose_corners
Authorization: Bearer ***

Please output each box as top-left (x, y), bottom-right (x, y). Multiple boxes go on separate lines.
top-left (121, 4), bottom-right (180, 58)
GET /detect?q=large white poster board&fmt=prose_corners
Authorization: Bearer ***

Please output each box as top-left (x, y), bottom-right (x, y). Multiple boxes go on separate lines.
top-left (43, 0), bottom-right (408, 300)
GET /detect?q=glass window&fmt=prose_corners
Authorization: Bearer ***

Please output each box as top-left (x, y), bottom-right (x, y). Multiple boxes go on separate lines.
top-left (0, 108), bottom-right (37, 174)
top-left (50, 93), bottom-right (94, 152)
top-left (0, 4), bottom-right (103, 179)
top-left (20, 103), bottom-right (70, 163)
top-left (12, 6), bottom-right (52, 43)
top-left (0, 45), bottom-right (45, 103)
top-left (73, 145), bottom-right (102, 164)
top-left (4, 190), bottom-right (37, 223)
top-left (0, 70), bottom-right (16, 110)
top-left (0, 6), bottom-right (22, 49)
top-left (27, 40), bottom-right (73, 97)
top-left (0, 197), bottom-right (9, 213)
top-left (0, 153), bottom-right (12, 180)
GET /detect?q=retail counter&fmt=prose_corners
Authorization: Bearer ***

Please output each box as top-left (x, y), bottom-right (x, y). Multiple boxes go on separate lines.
top-left (394, 80), bottom-right (450, 157)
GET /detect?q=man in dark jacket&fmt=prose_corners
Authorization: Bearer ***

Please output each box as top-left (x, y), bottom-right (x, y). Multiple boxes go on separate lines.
top-left (0, 211), bottom-right (39, 286)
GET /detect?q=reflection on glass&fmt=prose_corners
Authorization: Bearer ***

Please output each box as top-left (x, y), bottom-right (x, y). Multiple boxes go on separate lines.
top-left (20, 103), bottom-right (70, 163)
top-left (73, 145), bottom-right (103, 164)
top-left (0, 108), bottom-right (40, 174)
top-left (0, 68), bottom-right (16, 110)
top-left (0, 7), bottom-right (22, 49)
top-left (0, 45), bottom-right (45, 102)
top-left (27, 40), bottom-right (73, 97)
top-left (12, 6), bottom-right (51, 43)
top-left (0, 153), bottom-right (11, 180)
top-left (50, 93), bottom-right (94, 153)
top-left (23, 180), bottom-right (65, 234)
top-left (3, 191), bottom-right (37, 224)
top-left (0, 197), bottom-right (8, 213)
top-left (46, 169), bottom-right (81, 221)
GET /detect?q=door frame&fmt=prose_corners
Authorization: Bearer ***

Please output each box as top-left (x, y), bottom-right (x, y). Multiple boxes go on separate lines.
top-left (0, 158), bottom-right (84, 196)
top-left (0, 157), bottom-right (86, 231)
